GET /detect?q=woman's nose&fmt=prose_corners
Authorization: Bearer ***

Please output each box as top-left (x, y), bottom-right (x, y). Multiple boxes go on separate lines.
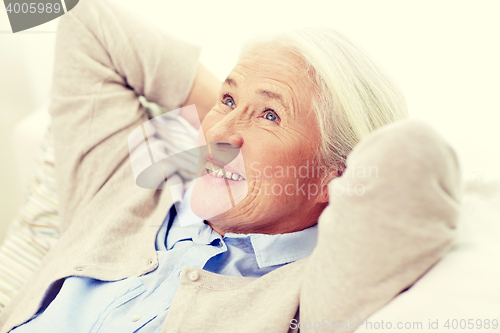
top-left (204, 113), bottom-right (244, 148)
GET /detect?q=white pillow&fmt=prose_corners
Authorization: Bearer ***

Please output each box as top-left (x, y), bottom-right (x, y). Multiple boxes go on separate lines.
top-left (355, 176), bottom-right (500, 332)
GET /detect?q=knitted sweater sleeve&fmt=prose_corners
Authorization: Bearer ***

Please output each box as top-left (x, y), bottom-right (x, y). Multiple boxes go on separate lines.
top-left (300, 120), bottom-right (462, 332)
top-left (49, 0), bottom-right (200, 232)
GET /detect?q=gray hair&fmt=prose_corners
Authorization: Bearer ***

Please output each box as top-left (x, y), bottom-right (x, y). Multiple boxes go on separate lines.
top-left (240, 27), bottom-right (408, 175)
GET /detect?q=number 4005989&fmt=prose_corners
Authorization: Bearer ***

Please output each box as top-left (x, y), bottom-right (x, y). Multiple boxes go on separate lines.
top-left (6, 2), bottom-right (62, 14)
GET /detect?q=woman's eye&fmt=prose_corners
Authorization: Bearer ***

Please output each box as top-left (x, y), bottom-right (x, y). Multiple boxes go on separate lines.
top-left (223, 96), bottom-right (235, 108)
top-left (263, 110), bottom-right (278, 122)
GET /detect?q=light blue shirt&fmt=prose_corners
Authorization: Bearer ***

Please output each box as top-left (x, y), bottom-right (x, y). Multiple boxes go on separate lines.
top-left (11, 184), bottom-right (318, 333)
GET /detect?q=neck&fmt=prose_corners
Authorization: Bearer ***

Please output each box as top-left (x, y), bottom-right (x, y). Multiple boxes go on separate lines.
top-left (205, 205), bottom-right (325, 236)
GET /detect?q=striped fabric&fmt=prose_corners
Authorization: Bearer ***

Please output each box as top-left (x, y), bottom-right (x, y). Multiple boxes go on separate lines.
top-left (0, 126), bottom-right (60, 311)
top-left (0, 101), bottom-right (199, 312)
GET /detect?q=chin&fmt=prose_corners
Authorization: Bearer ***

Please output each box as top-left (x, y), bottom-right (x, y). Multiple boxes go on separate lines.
top-left (190, 171), bottom-right (248, 220)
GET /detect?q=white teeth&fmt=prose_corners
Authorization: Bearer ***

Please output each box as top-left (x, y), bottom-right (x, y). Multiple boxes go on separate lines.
top-left (204, 161), bottom-right (221, 172)
top-left (204, 161), bottom-right (245, 181)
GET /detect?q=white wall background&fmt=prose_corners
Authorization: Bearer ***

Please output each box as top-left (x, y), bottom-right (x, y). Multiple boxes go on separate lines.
top-left (1, 0), bottom-right (499, 240)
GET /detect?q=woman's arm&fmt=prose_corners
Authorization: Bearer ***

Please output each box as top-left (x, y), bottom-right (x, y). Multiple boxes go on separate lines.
top-left (50, 0), bottom-right (201, 231)
top-left (300, 120), bottom-right (462, 332)
top-left (181, 63), bottom-right (221, 129)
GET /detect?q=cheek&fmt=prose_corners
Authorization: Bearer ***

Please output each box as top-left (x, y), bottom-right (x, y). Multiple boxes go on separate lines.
top-left (248, 144), bottom-right (322, 202)
top-left (245, 134), bottom-right (301, 179)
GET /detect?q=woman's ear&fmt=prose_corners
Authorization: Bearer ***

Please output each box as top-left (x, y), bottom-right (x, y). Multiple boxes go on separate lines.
top-left (317, 163), bottom-right (343, 203)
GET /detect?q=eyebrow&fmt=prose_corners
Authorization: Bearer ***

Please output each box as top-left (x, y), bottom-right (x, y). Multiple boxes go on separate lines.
top-left (223, 76), bottom-right (288, 110)
top-left (256, 89), bottom-right (287, 109)
top-left (224, 77), bottom-right (237, 88)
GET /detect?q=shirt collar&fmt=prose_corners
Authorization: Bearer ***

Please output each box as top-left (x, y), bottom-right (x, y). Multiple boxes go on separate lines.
top-left (164, 181), bottom-right (318, 268)
top-left (224, 225), bottom-right (318, 268)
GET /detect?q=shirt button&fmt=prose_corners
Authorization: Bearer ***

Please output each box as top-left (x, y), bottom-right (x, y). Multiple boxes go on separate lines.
top-left (219, 241), bottom-right (224, 248)
top-left (131, 315), bottom-right (141, 322)
top-left (189, 271), bottom-right (200, 281)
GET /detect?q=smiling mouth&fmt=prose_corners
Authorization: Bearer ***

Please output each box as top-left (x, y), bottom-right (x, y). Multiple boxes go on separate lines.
top-left (204, 161), bottom-right (245, 181)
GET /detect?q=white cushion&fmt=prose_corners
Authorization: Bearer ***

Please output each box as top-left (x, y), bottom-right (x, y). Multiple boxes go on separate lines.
top-left (355, 176), bottom-right (500, 332)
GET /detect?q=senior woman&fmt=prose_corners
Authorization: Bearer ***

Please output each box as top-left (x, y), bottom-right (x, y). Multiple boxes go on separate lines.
top-left (0, 0), bottom-right (461, 332)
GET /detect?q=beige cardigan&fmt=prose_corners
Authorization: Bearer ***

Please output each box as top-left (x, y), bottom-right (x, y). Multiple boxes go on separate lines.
top-left (0, 0), bottom-right (462, 331)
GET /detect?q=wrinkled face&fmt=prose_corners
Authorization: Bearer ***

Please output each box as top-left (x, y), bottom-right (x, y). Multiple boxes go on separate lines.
top-left (190, 45), bottom-right (330, 235)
